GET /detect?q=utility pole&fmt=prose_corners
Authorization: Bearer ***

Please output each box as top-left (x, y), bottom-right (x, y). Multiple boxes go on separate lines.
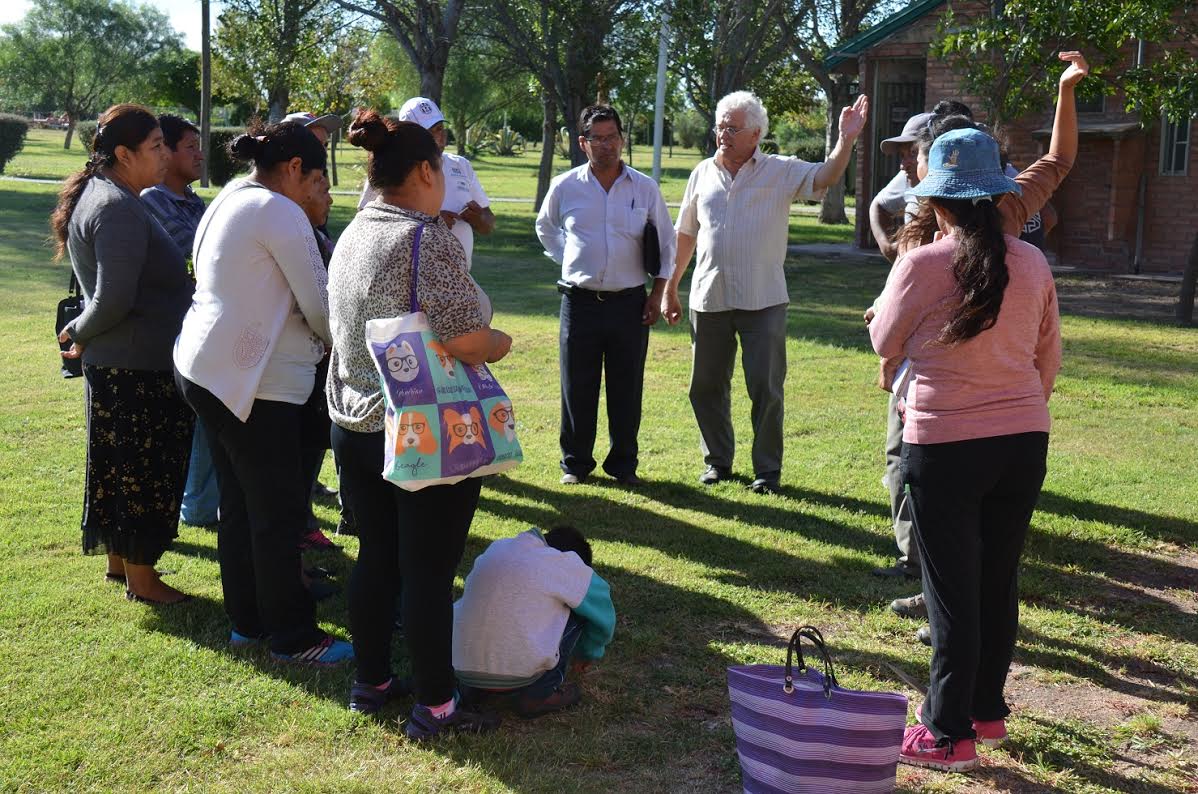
top-left (200, 0), bottom-right (212, 187)
top-left (651, 10), bottom-right (670, 183)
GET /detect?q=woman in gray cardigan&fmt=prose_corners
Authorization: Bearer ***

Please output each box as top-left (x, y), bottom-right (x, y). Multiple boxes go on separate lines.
top-left (53, 104), bottom-right (195, 604)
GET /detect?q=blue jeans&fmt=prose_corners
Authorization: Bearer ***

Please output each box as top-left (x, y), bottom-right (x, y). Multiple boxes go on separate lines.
top-left (180, 417), bottom-right (220, 526)
top-left (515, 614), bottom-right (586, 699)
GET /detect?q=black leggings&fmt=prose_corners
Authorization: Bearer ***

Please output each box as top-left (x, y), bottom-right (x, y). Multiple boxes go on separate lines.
top-left (332, 423), bottom-right (481, 705)
top-left (902, 431), bottom-right (1049, 742)
top-left (175, 372), bottom-right (322, 654)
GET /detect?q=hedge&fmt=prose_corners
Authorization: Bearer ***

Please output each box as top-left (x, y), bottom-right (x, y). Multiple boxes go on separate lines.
top-left (76, 120), bottom-right (97, 152)
top-left (0, 114), bottom-right (29, 174)
top-left (208, 126), bottom-right (250, 186)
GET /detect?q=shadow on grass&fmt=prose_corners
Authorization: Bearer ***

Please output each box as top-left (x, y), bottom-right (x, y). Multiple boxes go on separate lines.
top-left (481, 475), bottom-right (894, 602)
top-left (137, 593), bottom-right (355, 706)
top-left (1015, 625), bottom-right (1198, 709)
top-left (1037, 489), bottom-right (1198, 547)
top-left (996, 712), bottom-right (1186, 794)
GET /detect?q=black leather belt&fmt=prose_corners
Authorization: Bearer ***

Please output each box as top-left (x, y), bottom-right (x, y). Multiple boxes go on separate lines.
top-left (556, 280), bottom-right (643, 302)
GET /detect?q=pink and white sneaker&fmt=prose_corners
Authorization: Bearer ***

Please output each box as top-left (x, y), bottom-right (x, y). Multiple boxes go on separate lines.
top-left (972, 718), bottom-right (1007, 748)
top-left (899, 723), bottom-right (979, 772)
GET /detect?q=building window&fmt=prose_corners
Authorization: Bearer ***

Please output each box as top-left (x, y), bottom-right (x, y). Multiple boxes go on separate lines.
top-left (1160, 116), bottom-right (1191, 176)
top-left (1075, 94), bottom-right (1105, 114)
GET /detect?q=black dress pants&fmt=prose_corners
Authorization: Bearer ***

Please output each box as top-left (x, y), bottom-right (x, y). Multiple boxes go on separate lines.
top-left (559, 287), bottom-right (649, 478)
top-left (332, 424), bottom-right (481, 705)
top-left (902, 431), bottom-right (1049, 742)
top-left (175, 372), bottom-right (322, 654)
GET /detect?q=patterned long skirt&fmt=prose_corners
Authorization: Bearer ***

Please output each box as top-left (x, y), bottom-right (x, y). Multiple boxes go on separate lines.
top-left (81, 365), bottom-right (194, 565)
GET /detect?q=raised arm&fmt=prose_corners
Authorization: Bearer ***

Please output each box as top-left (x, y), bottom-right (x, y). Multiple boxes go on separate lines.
top-left (813, 94), bottom-right (869, 191)
top-left (1050, 51), bottom-right (1088, 164)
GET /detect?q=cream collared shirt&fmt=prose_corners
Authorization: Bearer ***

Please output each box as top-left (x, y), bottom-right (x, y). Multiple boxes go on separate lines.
top-left (676, 149), bottom-right (824, 312)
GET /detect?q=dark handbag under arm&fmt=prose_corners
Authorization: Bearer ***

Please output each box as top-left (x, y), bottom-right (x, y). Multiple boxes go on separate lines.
top-left (55, 272), bottom-right (84, 379)
top-left (642, 219), bottom-right (661, 277)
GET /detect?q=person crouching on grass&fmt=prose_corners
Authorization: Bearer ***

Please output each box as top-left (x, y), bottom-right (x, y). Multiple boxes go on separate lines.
top-left (869, 127), bottom-right (1062, 772)
top-left (453, 526), bottom-right (616, 717)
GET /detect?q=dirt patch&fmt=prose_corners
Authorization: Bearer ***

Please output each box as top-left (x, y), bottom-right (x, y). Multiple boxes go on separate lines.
top-left (1054, 274), bottom-right (1183, 324)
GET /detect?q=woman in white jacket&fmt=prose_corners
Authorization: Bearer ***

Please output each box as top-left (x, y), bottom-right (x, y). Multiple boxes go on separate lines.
top-left (173, 121), bottom-right (352, 665)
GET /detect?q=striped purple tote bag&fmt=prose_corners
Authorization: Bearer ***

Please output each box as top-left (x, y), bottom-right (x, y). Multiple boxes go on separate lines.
top-left (727, 626), bottom-right (908, 794)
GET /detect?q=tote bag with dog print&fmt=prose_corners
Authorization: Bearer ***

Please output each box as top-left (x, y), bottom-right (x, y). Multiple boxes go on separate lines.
top-left (365, 224), bottom-right (522, 491)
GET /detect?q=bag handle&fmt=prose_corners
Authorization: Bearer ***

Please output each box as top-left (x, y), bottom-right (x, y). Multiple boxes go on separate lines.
top-left (68, 271), bottom-right (80, 296)
top-left (408, 222), bottom-right (425, 313)
top-left (783, 625), bottom-right (839, 699)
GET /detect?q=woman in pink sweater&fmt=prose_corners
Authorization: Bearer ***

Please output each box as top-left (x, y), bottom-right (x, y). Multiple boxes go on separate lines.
top-left (869, 127), bottom-right (1062, 773)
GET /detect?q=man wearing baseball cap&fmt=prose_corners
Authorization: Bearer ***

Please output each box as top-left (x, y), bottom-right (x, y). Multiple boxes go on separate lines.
top-left (869, 111), bottom-right (933, 263)
top-left (358, 96), bottom-right (495, 270)
top-left (282, 111), bottom-right (342, 146)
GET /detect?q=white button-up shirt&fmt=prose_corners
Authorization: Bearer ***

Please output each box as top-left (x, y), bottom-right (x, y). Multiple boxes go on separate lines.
top-left (535, 162), bottom-right (676, 291)
top-left (676, 150), bottom-right (824, 312)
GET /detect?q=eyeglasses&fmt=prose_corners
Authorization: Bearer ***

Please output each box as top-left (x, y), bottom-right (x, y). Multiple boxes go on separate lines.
top-left (452, 420), bottom-right (481, 437)
top-left (585, 133), bottom-right (622, 147)
top-left (714, 125), bottom-right (752, 138)
top-left (397, 421), bottom-right (426, 433)
top-left (492, 406), bottom-right (514, 423)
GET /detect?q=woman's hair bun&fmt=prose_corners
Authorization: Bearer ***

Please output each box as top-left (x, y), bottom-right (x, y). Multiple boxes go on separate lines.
top-left (347, 110), bottom-right (391, 152)
top-left (228, 133), bottom-right (263, 162)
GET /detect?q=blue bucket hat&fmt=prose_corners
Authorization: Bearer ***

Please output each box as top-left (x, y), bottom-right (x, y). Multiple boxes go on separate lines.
top-left (911, 127), bottom-right (1021, 201)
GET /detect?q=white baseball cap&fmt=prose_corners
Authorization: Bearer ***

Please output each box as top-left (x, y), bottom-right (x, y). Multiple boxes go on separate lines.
top-left (397, 97), bottom-right (445, 130)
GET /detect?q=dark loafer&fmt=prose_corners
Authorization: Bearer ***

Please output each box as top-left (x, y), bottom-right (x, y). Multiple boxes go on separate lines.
top-left (613, 472), bottom-right (644, 487)
top-left (872, 562), bottom-right (921, 579)
top-left (916, 625), bottom-right (932, 646)
top-left (699, 465), bottom-right (732, 485)
top-left (749, 477), bottom-right (781, 495)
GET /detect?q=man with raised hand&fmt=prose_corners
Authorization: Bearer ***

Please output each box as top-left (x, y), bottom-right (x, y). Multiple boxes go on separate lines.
top-left (664, 90), bottom-right (868, 495)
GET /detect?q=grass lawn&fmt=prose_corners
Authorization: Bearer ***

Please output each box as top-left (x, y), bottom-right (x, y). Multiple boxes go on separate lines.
top-left (1, 169), bottom-right (1196, 793)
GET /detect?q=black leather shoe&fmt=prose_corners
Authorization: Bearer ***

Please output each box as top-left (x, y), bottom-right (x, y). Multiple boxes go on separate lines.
top-left (916, 625), bottom-right (931, 646)
top-left (613, 472), bottom-right (644, 487)
top-left (872, 562), bottom-right (921, 580)
top-left (749, 477), bottom-right (781, 495)
top-left (890, 593), bottom-right (927, 619)
top-left (699, 465), bottom-right (732, 485)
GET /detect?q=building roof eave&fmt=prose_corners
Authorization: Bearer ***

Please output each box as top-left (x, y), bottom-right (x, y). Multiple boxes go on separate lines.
top-left (822, 0), bottom-right (948, 72)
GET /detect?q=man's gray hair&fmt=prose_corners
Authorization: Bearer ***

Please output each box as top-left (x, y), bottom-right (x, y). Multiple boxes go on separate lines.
top-left (716, 90), bottom-right (769, 139)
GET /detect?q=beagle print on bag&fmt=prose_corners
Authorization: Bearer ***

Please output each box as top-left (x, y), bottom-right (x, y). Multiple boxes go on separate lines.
top-left (364, 222), bottom-right (522, 491)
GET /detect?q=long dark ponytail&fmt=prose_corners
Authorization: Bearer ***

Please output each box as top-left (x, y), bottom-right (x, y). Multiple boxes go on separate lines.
top-left (50, 103), bottom-right (158, 260)
top-left (930, 197), bottom-right (1009, 344)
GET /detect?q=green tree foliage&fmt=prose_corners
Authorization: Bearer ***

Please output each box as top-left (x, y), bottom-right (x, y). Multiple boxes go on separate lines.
top-left (668, 0), bottom-right (793, 154)
top-left (0, 0), bottom-right (182, 148)
top-left (331, 0), bottom-right (465, 105)
top-left (932, 0), bottom-right (1198, 323)
top-left (139, 49), bottom-right (202, 116)
top-left (213, 0), bottom-right (346, 122)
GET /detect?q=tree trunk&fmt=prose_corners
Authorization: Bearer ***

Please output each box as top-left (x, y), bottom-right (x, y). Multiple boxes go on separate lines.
top-left (268, 84), bottom-right (289, 123)
top-left (1177, 231), bottom-right (1198, 326)
top-left (535, 90), bottom-right (556, 211)
top-left (818, 80), bottom-right (851, 225)
top-left (200, 0), bottom-right (211, 187)
top-left (420, 66), bottom-right (445, 105)
top-left (63, 117), bottom-right (75, 150)
top-left (330, 129), bottom-right (339, 186)
top-left (454, 111), bottom-right (466, 157)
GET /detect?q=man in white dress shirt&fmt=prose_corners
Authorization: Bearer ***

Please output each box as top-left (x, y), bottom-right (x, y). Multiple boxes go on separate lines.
top-left (663, 90), bottom-right (868, 494)
top-left (358, 97), bottom-right (495, 270)
top-left (535, 104), bottom-right (676, 487)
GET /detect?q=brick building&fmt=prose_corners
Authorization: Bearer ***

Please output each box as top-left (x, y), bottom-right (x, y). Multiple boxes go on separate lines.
top-left (827, 0), bottom-right (1196, 274)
